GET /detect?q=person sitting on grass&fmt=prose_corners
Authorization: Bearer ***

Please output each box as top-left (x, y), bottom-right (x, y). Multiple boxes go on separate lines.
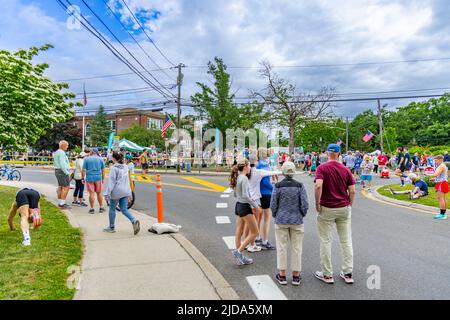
top-left (389, 173), bottom-right (428, 200)
top-left (7, 188), bottom-right (43, 246)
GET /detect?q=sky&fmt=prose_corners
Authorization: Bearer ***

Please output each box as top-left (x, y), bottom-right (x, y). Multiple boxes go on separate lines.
top-left (1, 0), bottom-right (449, 119)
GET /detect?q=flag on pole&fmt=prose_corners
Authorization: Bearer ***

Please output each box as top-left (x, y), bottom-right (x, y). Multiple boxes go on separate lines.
top-left (336, 139), bottom-right (343, 146)
top-left (83, 83), bottom-right (87, 106)
top-left (362, 130), bottom-right (374, 143)
top-left (161, 116), bottom-right (173, 138)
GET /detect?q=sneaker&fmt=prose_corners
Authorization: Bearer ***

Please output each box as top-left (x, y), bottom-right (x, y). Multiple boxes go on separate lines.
top-left (260, 241), bottom-right (276, 250)
top-left (339, 271), bottom-right (354, 284)
top-left (79, 202), bottom-right (88, 207)
top-left (275, 273), bottom-right (287, 285)
top-left (88, 208), bottom-right (95, 214)
top-left (314, 271), bottom-right (334, 284)
top-left (434, 214), bottom-right (448, 220)
top-left (247, 245), bottom-right (262, 252)
top-left (255, 237), bottom-right (263, 245)
top-left (72, 201), bottom-right (79, 206)
top-left (232, 250), bottom-right (253, 265)
top-left (389, 188), bottom-right (395, 195)
top-left (292, 275), bottom-right (302, 286)
top-left (22, 237), bottom-right (31, 246)
top-left (99, 207), bottom-right (106, 213)
top-left (132, 220), bottom-right (140, 235)
top-left (103, 227), bottom-right (116, 233)
top-left (58, 204), bottom-right (72, 210)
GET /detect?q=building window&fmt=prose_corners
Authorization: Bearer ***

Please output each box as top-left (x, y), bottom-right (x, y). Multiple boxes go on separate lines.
top-left (147, 118), bottom-right (162, 129)
top-left (109, 120), bottom-right (116, 131)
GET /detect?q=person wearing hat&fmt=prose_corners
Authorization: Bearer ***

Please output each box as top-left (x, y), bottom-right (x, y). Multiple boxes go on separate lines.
top-left (82, 148), bottom-right (106, 214)
top-left (314, 144), bottom-right (356, 284)
top-left (389, 173), bottom-right (428, 199)
top-left (125, 154), bottom-right (135, 175)
top-left (72, 152), bottom-right (88, 206)
top-left (270, 161), bottom-right (309, 286)
top-left (360, 155), bottom-right (375, 191)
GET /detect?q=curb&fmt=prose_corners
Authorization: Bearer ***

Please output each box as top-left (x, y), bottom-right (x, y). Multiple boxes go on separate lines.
top-left (370, 185), bottom-right (438, 214)
top-left (171, 233), bottom-right (239, 300)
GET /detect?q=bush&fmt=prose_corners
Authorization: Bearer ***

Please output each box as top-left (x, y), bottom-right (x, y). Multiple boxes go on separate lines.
top-left (409, 145), bottom-right (450, 156)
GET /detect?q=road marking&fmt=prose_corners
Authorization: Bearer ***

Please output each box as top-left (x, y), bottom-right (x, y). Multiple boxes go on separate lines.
top-left (216, 203), bottom-right (228, 208)
top-left (220, 194), bottom-right (230, 198)
top-left (223, 187), bottom-right (233, 194)
top-left (181, 177), bottom-right (227, 192)
top-left (216, 216), bottom-right (231, 224)
top-left (222, 236), bottom-right (236, 250)
top-left (246, 275), bottom-right (288, 300)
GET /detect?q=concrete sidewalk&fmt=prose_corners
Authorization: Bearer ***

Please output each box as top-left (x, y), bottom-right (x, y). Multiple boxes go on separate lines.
top-left (0, 180), bottom-right (238, 300)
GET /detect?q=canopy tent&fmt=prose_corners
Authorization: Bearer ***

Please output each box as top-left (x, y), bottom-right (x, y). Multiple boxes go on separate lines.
top-left (100, 138), bottom-right (145, 152)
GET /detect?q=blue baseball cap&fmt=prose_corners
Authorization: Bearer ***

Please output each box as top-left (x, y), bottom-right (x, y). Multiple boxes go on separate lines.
top-left (91, 148), bottom-right (99, 154)
top-left (327, 144), bottom-right (341, 153)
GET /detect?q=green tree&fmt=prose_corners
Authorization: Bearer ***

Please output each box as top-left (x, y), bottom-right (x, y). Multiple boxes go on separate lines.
top-left (191, 57), bottom-right (264, 138)
top-left (296, 118), bottom-right (346, 151)
top-left (348, 110), bottom-right (379, 151)
top-left (34, 119), bottom-right (82, 151)
top-left (0, 44), bottom-right (78, 150)
top-left (88, 106), bottom-right (111, 147)
top-left (119, 124), bottom-right (166, 149)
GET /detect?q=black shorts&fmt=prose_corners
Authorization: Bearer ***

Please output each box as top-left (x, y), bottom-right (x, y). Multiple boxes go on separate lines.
top-left (142, 163), bottom-right (149, 170)
top-left (399, 165), bottom-right (406, 173)
top-left (16, 188), bottom-right (40, 209)
top-left (260, 194), bottom-right (271, 209)
top-left (235, 202), bottom-right (253, 218)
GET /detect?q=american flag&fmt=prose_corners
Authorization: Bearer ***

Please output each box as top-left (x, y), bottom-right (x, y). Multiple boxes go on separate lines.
top-left (83, 83), bottom-right (87, 106)
top-left (362, 130), bottom-right (374, 143)
top-left (161, 116), bottom-right (173, 138)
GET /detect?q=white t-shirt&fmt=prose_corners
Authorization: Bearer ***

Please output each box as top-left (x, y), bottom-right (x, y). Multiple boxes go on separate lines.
top-left (248, 168), bottom-right (281, 200)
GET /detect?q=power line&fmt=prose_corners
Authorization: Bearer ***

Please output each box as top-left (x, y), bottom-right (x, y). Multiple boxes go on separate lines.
top-left (57, 0), bottom-right (173, 99)
top-left (186, 57), bottom-right (450, 69)
top-left (120, 0), bottom-right (175, 67)
top-left (55, 68), bottom-right (173, 82)
top-left (72, 85), bottom-right (175, 97)
top-left (78, 0), bottom-right (176, 99)
top-left (102, 0), bottom-right (175, 82)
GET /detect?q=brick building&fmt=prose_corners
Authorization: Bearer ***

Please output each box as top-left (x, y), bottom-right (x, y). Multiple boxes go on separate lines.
top-left (72, 107), bottom-right (168, 135)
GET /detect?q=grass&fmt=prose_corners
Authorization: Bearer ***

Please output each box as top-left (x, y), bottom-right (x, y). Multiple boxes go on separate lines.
top-left (0, 186), bottom-right (83, 300)
top-left (377, 183), bottom-right (450, 209)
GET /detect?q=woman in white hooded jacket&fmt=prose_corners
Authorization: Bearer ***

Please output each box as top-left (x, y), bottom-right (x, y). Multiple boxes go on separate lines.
top-left (103, 152), bottom-right (140, 235)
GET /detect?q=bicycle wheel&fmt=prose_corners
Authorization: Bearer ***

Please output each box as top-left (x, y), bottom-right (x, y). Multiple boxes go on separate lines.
top-left (10, 170), bottom-right (21, 181)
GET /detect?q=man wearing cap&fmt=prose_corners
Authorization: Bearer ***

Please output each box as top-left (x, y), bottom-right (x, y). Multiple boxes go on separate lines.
top-left (314, 144), bottom-right (356, 284)
top-left (82, 148), bottom-right (106, 214)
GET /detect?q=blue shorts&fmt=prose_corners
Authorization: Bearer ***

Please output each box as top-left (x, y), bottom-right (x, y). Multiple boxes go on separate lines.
top-left (361, 175), bottom-right (373, 181)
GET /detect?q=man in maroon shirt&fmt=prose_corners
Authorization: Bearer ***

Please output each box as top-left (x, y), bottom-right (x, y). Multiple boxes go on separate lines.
top-left (314, 144), bottom-right (356, 284)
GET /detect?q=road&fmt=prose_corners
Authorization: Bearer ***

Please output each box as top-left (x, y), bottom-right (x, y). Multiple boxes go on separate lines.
top-left (18, 167), bottom-right (450, 300)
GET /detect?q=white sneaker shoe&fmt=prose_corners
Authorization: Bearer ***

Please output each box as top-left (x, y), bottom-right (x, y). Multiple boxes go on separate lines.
top-left (247, 245), bottom-right (262, 252)
top-left (22, 238), bottom-right (31, 246)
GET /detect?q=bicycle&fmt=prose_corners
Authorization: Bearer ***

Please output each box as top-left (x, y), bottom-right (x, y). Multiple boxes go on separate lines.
top-left (0, 164), bottom-right (21, 181)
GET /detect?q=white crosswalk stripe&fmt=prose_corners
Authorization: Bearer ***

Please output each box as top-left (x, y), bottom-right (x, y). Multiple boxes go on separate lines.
top-left (222, 236), bottom-right (236, 250)
top-left (246, 275), bottom-right (288, 300)
top-left (216, 203), bottom-right (228, 208)
top-left (216, 216), bottom-right (231, 224)
top-left (220, 194), bottom-right (230, 198)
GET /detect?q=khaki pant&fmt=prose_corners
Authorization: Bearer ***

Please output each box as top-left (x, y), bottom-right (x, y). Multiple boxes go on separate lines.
top-left (275, 224), bottom-right (304, 272)
top-left (317, 206), bottom-right (353, 276)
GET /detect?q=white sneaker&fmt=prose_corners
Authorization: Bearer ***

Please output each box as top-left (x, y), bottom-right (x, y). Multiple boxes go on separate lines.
top-left (247, 245), bottom-right (262, 252)
top-left (22, 238), bottom-right (31, 246)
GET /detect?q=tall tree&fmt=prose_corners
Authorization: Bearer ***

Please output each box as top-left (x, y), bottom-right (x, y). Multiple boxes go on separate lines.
top-left (89, 106), bottom-right (111, 147)
top-left (253, 61), bottom-right (336, 153)
top-left (34, 119), bottom-right (82, 151)
top-left (0, 44), bottom-right (77, 150)
top-left (296, 118), bottom-right (346, 151)
top-left (191, 57), bottom-right (263, 137)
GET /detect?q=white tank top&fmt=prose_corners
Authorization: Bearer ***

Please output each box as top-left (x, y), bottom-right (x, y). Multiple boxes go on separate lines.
top-left (436, 164), bottom-right (448, 183)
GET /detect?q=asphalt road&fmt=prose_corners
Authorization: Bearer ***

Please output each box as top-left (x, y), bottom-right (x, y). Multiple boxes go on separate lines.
top-left (18, 167), bottom-right (450, 300)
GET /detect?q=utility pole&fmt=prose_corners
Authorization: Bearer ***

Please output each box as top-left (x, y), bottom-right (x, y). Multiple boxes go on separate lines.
top-left (176, 63), bottom-right (185, 173)
top-left (345, 116), bottom-right (349, 153)
top-left (377, 99), bottom-right (384, 152)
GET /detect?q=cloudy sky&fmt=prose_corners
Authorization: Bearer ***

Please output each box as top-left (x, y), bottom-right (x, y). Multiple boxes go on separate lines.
top-left (1, 0), bottom-right (449, 118)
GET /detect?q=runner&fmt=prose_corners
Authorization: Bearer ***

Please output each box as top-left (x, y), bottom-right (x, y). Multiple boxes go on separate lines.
top-left (377, 152), bottom-right (388, 177)
top-left (125, 154), bottom-right (135, 174)
top-left (314, 144), bottom-right (356, 284)
top-left (344, 152), bottom-right (356, 175)
top-left (139, 149), bottom-right (149, 175)
top-left (412, 152), bottom-right (420, 173)
top-left (230, 158), bottom-right (259, 265)
top-left (360, 155), bottom-right (374, 191)
top-left (430, 155), bottom-right (449, 220)
top-left (353, 154), bottom-right (362, 184)
top-left (103, 152), bottom-right (140, 234)
top-left (72, 152), bottom-right (87, 207)
top-left (271, 162), bottom-right (309, 286)
top-left (7, 188), bottom-right (43, 246)
top-left (53, 140), bottom-right (71, 209)
top-left (82, 148), bottom-right (106, 214)
top-left (372, 154), bottom-right (379, 174)
top-left (395, 147), bottom-right (408, 187)
top-left (389, 173), bottom-right (428, 200)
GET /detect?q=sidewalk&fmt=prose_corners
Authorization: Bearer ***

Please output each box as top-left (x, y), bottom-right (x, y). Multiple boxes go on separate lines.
top-left (0, 180), bottom-right (238, 300)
